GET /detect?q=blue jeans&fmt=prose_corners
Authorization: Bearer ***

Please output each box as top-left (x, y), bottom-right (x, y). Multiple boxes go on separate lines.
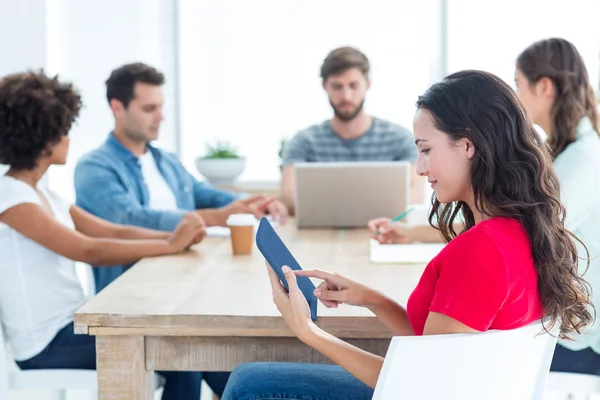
top-left (16, 322), bottom-right (230, 400)
top-left (550, 344), bottom-right (600, 375)
top-left (221, 362), bottom-right (374, 400)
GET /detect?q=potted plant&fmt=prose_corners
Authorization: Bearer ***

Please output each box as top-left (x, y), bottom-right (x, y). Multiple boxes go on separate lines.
top-left (278, 138), bottom-right (288, 161)
top-left (278, 138), bottom-right (289, 172)
top-left (194, 141), bottom-right (246, 186)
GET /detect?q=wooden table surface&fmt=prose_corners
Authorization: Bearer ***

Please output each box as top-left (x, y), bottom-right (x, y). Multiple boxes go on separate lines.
top-left (74, 221), bottom-right (426, 399)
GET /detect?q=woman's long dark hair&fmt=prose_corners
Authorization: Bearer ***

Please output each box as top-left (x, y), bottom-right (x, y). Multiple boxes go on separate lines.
top-left (517, 38), bottom-right (600, 157)
top-left (417, 70), bottom-right (593, 338)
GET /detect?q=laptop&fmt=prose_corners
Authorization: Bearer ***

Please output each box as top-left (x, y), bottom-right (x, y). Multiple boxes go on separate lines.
top-left (294, 161), bottom-right (410, 228)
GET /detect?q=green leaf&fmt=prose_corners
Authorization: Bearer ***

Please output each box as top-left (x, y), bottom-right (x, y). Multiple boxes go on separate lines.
top-left (278, 138), bottom-right (289, 159)
top-left (203, 141), bottom-right (240, 159)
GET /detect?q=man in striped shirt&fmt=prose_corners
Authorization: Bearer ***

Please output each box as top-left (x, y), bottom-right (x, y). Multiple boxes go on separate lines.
top-left (281, 47), bottom-right (421, 213)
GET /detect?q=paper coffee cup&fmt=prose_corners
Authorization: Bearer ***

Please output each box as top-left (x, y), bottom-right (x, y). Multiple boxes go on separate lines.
top-left (226, 214), bottom-right (256, 255)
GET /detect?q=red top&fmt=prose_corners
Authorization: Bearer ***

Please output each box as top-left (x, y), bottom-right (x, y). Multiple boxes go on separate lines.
top-left (407, 217), bottom-right (543, 335)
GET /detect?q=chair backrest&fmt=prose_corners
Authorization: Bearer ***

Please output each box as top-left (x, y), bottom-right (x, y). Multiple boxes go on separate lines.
top-left (0, 326), bottom-right (10, 400)
top-left (0, 264), bottom-right (95, 400)
top-left (546, 371), bottom-right (600, 395)
top-left (373, 319), bottom-right (558, 400)
top-left (75, 262), bottom-right (96, 299)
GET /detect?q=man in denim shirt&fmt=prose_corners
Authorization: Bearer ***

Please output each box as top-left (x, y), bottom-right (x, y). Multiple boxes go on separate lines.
top-left (74, 63), bottom-right (288, 295)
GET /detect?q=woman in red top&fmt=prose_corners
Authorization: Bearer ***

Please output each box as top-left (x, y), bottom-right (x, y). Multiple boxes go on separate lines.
top-left (222, 70), bottom-right (593, 400)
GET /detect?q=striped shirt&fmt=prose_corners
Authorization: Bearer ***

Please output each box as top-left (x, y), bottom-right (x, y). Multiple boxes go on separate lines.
top-left (282, 117), bottom-right (417, 165)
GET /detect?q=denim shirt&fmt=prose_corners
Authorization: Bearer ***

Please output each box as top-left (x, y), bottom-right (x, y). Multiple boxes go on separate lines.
top-left (74, 133), bottom-right (241, 292)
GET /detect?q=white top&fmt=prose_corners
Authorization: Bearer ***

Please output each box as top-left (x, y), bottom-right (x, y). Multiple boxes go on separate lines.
top-left (554, 118), bottom-right (600, 352)
top-left (0, 176), bottom-right (86, 361)
top-left (139, 151), bottom-right (178, 210)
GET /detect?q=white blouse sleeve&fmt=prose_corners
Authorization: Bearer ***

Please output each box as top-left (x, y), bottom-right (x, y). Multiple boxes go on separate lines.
top-left (0, 178), bottom-right (41, 215)
top-left (554, 147), bottom-right (597, 231)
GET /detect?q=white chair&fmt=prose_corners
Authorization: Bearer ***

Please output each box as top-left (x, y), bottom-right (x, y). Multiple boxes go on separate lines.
top-left (546, 371), bottom-right (600, 399)
top-left (75, 261), bottom-right (97, 299)
top-left (0, 265), bottom-right (166, 399)
top-left (0, 322), bottom-right (169, 400)
top-left (0, 325), bottom-right (99, 400)
top-left (373, 319), bottom-right (558, 400)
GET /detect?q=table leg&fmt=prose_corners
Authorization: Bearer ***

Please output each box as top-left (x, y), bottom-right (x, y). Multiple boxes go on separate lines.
top-left (96, 335), bottom-right (153, 399)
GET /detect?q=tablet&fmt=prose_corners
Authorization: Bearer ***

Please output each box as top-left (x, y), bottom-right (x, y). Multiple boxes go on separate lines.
top-left (255, 217), bottom-right (318, 321)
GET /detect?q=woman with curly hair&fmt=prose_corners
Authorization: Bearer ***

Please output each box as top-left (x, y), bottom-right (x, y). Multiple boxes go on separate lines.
top-left (0, 71), bottom-right (218, 400)
top-left (221, 70), bottom-right (593, 399)
top-left (515, 38), bottom-right (600, 375)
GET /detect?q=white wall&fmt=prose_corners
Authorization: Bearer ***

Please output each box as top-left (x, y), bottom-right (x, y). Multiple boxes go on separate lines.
top-left (178, 0), bottom-right (443, 182)
top-left (45, 0), bottom-right (177, 201)
top-left (3, 0), bottom-right (600, 186)
top-left (0, 0), bottom-right (47, 176)
top-left (1, 0), bottom-right (178, 192)
top-left (0, 0), bottom-right (46, 76)
top-left (447, 0), bottom-right (600, 92)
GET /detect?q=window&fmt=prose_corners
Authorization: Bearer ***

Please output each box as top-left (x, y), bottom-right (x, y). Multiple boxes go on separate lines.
top-left (178, 0), bottom-right (443, 182)
top-left (9, 0), bottom-right (600, 192)
top-left (0, 0), bottom-right (47, 177)
top-left (45, 0), bottom-right (178, 201)
top-left (447, 0), bottom-right (600, 93)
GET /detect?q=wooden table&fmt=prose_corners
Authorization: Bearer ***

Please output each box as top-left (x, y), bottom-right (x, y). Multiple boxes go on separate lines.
top-left (74, 223), bottom-right (426, 399)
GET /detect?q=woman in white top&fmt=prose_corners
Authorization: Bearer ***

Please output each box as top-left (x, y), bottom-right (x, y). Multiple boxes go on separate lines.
top-left (515, 38), bottom-right (600, 374)
top-left (0, 72), bottom-right (228, 400)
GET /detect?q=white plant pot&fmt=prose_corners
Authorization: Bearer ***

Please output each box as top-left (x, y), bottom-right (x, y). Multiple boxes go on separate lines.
top-left (194, 157), bottom-right (246, 186)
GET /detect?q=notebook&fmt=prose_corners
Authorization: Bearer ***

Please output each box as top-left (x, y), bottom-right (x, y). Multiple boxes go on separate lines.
top-left (370, 239), bottom-right (445, 264)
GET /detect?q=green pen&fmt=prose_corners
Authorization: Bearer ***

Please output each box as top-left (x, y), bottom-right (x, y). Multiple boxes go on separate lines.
top-left (375, 207), bottom-right (415, 235)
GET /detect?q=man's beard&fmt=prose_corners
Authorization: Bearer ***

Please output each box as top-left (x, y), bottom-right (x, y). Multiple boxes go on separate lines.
top-left (330, 99), bottom-right (365, 122)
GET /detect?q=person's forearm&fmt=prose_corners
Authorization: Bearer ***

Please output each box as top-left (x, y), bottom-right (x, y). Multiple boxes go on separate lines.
top-left (114, 225), bottom-right (170, 240)
top-left (410, 174), bottom-right (426, 204)
top-left (280, 166), bottom-right (296, 215)
top-left (280, 184), bottom-right (295, 215)
top-left (197, 209), bottom-right (225, 227)
top-left (84, 238), bottom-right (175, 266)
top-left (281, 196), bottom-right (295, 215)
top-left (409, 225), bottom-right (444, 243)
top-left (409, 222), bottom-right (463, 243)
top-left (305, 327), bottom-right (384, 389)
top-left (368, 294), bottom-right (415, 336)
